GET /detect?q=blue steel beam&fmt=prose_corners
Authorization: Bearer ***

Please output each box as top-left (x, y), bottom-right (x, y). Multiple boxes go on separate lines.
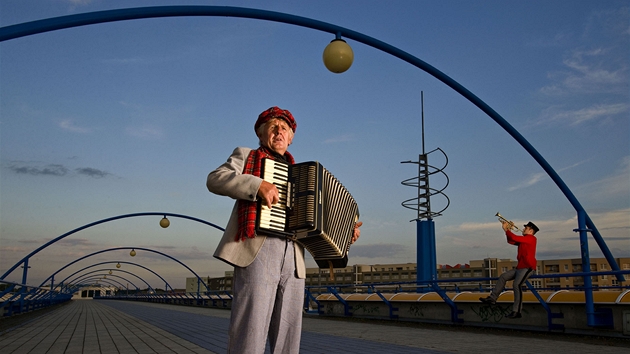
top-left (67, 270), bottom-right (147, 290)
top-left (49, 247), bottom-right (210, 292)
top-left (65, 273), bottom-right (139, 292)
top-left (68, 268), bottom-right (164, 293)
top-left (42, 261), bottom-right (174, 292)
top-left (69, 277), bottom-right (135, 294)
top-left (0, 212), bottom-right (223, 282)
top-left (71, 278), bottom-right (128, 293)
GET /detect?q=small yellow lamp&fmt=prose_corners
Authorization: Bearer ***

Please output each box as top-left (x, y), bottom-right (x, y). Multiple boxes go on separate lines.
top-left (323, 37), bottom-right (354, 73)
top-left (160, 216), bottom-right (170, 228)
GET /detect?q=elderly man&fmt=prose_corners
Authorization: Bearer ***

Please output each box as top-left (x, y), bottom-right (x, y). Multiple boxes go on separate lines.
top-left (207, 106), bottom-right (361, 354)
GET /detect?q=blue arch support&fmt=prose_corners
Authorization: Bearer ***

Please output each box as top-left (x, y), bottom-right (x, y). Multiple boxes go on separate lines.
top-left (65, 269), bottom-right (143, 292)
top-left (74, 280), bottom-right (127, 291)
top-left (71, 277), bottom-right (134, 293)
top-left (69, 271), bottom-right (145, 291)
top-left (41, 259), bottom-right (176, 293)
top-left (53, 263), bottom-right (161, 290)
top-left (0, 212), bottom-right (224, 282)
top-left (0, 6), bottom-right (622, 327)
top-left (69, 280), bottom-right (127, 298)
top-left (47, 247), bottom-right (212, 293)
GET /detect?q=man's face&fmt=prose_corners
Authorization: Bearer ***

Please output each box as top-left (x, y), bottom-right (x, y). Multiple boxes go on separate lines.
top-left (523, 226), bottom-right (533, 235)
top-left (258, 118), bottom-right (294, 155)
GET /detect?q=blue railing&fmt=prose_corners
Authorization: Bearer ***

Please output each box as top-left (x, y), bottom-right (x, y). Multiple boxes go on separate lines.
top-left (5, 270), bottom-right (628, 332)
top-left (304, 269), bottom-right (630, 330)
top-left (97, 290), bottom-right (233, 308)
top-left (0, 280), bottom-right (73, 317)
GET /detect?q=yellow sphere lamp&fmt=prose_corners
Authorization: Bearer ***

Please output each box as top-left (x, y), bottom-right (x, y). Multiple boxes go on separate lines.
top-left (160, 216), bottom-right (170, 228)
top-left (323, 38), bottom-right (354, 73)
top-left (130, 249), bottom-right (136, 257)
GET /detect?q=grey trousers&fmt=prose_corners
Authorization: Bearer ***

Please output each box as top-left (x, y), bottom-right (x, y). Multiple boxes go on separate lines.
top-left (489, 268), bottom-right (534, 313)
top-left (227, 237), bottom-right (305, 354)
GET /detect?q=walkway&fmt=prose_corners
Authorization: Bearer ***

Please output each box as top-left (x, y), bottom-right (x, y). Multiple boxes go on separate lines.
top-left (0, 300), bottom-right (628, 353)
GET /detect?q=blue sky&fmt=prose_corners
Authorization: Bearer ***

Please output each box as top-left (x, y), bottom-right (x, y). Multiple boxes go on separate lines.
top-left (1, 0), bottom-right (628, 289)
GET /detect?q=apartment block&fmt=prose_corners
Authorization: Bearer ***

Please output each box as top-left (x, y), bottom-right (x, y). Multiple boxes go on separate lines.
top-left (188, 257), bottom-right (629, 293)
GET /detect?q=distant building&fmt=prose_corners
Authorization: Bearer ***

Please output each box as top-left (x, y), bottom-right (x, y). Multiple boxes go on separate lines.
top-left (185, 271), bottom-right (233, 293)
top-left (186, 257), bottom-right (629, 293)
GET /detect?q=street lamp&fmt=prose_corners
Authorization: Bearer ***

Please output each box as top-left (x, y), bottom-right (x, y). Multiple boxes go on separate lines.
top-left (323, 36), bottom-right (353, 73)
top-left (130, 249), bottom-right (136, 257)
top-left (160, 216), bottom-right (170, 228)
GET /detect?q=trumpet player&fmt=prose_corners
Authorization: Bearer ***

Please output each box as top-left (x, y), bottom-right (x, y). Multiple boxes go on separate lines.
top-left (479, 219), bottom-right (539, 319)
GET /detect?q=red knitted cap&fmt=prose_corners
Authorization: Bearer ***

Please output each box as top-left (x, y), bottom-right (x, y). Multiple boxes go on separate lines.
top-left (254, 106), bottom-right (297, 133)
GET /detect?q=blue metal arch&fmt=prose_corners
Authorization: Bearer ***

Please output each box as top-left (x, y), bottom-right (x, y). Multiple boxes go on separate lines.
top-left (0, 6), bottom-right (620, 280)
top-left (41, 260), bottom-right (175, 292)
top-left (73, 280), bottom-right (123, 291)
top-left (72, 277), bottom-right (129, 292)
top-left (70, 274), bottom-right (138, 292)
top-left (68, 281), bottom-right (120, 297)
top-left (43, 247), bottom-right (211, 292)
top-left (0, 212), bottom-right (224, 282)
top-left (56, 266), bottom-right (155, 293)
top-left (67, 269), bottom-right (148, 290)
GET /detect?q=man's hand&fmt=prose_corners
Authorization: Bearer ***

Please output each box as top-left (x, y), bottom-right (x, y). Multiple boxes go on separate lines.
top-left (257, 180), bottom-right (279, 209)
top-left (501, 221), bottom-right (513, 232)
top-left (351, 221), bottom-right (363, 244)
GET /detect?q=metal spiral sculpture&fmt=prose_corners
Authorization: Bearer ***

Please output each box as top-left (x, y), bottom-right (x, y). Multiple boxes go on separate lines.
top-left (401, 147), bottom-right (450, 221)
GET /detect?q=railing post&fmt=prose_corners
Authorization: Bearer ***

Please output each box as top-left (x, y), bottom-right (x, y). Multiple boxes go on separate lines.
top-left (50, 275), bottom-right (55, 306)
top-left (575, 210), bottom-right (599, 327)
top-left (19, 258), bottom-right (30, 314)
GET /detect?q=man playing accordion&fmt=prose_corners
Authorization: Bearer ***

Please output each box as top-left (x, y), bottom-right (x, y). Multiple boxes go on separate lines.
top-left (207, 106), bottom-right (361, 353)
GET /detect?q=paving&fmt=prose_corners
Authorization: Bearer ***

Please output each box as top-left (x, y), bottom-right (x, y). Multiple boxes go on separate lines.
top-left (0, 299), bottom-right (628, 353)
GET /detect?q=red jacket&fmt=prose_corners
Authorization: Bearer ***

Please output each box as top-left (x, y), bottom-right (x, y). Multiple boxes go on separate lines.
top-left (506, 230), bottom-right (537, 269)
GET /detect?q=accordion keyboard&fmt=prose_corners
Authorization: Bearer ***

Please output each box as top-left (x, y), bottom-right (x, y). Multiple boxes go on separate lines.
top-left (258, 159), bottom-right (291, 233)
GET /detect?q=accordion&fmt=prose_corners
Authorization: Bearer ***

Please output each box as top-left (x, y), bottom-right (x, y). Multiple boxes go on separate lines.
top-left (256, 158), bottom-right (359, 268)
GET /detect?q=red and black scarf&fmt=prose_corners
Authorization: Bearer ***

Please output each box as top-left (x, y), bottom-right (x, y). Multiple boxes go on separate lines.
top-left (236, 146), bottom-right (295, 242)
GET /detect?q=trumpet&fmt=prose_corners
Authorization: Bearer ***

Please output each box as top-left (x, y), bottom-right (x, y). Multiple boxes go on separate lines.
top-left (495, 212), bottom-right (522, 232)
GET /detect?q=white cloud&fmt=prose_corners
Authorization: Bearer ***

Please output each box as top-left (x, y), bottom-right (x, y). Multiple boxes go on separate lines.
top-left (506, 160), bottom-right (588, 191)
top-left (323, 134), bottom-right (356, 144)
top-left (539, 6), bottom-right (630, 98)
top-left (349, 243), bottom-right (407, 258)
top-left (507, 172), bottom-right (547, 191)
top-left (541, 50), bottom-right (627, 96)
top-left (545, 103), bottom-right (628, 125)
top-left (563, 48), bottom-right (626, 89)
top-left (125, 125), bottom-right (164, 139)
top-left (102, 57), bottom-right (146, 65)
top-left (576, 156), bottom-right (630, 199)
top-left (59, 119), bottom-right (91, 133)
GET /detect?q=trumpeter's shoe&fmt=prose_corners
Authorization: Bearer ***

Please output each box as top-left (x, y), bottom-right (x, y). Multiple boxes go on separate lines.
top-left (479, 296), bottom-right (496, 305)
top-left (505, 311), bottom-right (522, 319)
